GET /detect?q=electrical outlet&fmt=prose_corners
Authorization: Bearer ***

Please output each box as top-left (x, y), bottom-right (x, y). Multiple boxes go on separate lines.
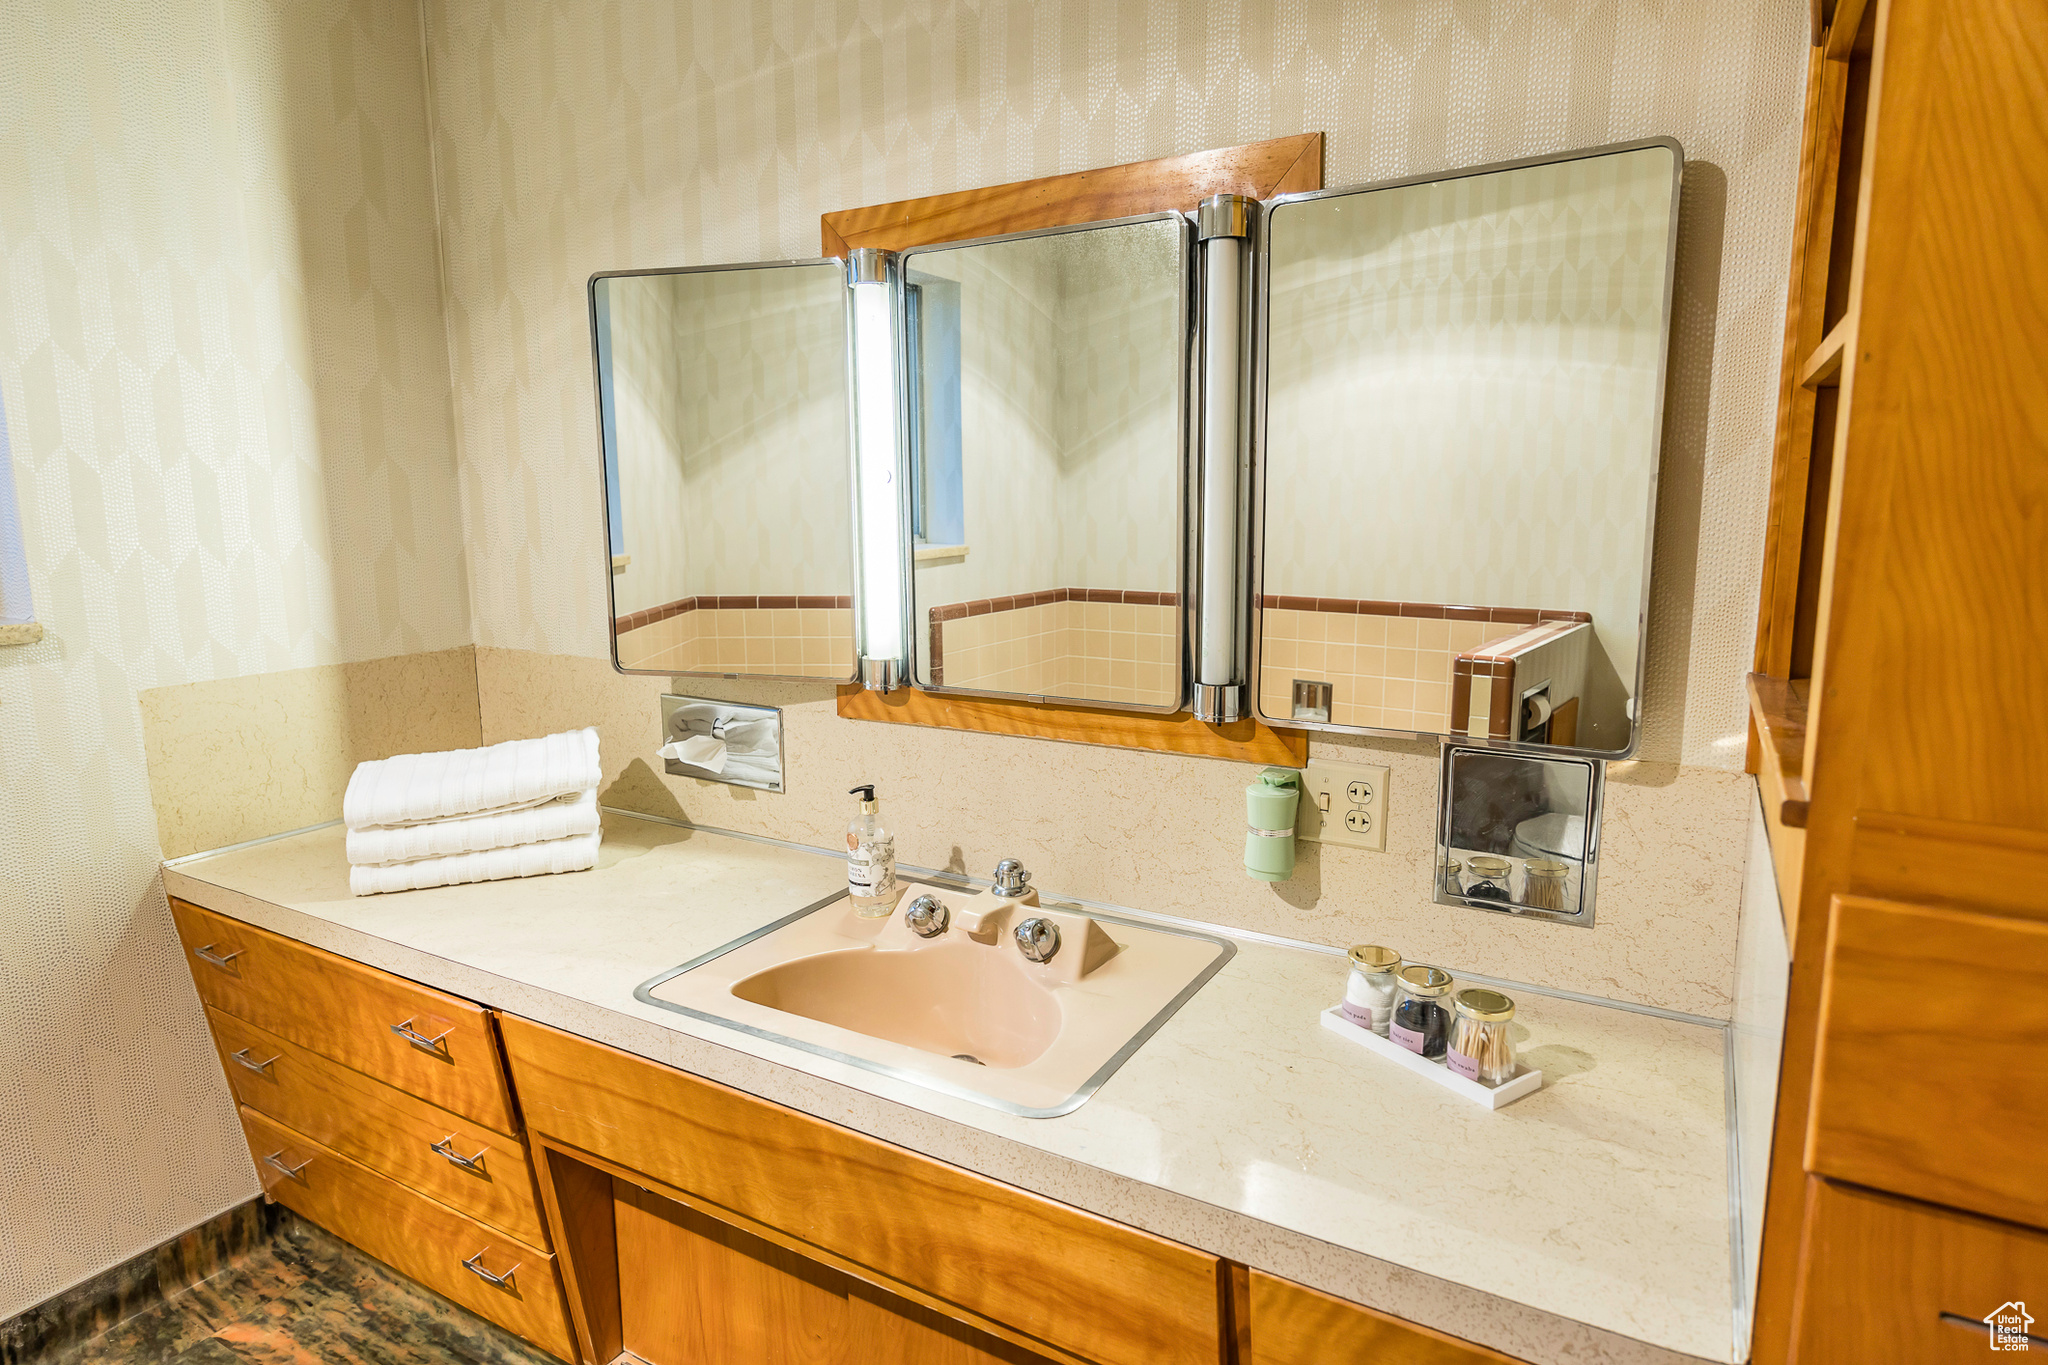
top-left (1297, 760), bottom-right (1390, 851)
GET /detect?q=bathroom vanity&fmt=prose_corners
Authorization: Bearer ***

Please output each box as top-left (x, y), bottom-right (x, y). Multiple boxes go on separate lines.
top-left (163, 812), bottom-right (1736, 1365)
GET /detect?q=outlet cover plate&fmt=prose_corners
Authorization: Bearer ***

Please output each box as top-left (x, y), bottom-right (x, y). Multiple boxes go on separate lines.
top-left (1297, 760), bottom-right (1390, 851)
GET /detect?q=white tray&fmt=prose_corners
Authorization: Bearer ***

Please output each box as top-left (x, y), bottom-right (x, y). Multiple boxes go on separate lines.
top-left (1320, 1007), bottom-right (1543, 1109)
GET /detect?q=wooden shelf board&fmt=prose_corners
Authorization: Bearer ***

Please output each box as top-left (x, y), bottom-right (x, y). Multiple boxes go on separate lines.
top-left (1748, 672), bottom-right (1813, 825)
top-left (1823, 0), bottom-right (1872, 61)
top-left (1749, 672), bottom-right (1811, 944)
top-left (838, 686), bottom-right (1308, 768)
top-left (1799, 316), bottom-right (1852, 388)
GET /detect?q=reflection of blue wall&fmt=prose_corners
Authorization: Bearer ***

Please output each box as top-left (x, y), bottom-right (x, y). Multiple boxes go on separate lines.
top-left (912, 276), bottom-right (965, 546)
top-left (592, 279), bottom-right (624, 558)
top-left (0, 385), bottom-right (35, 624)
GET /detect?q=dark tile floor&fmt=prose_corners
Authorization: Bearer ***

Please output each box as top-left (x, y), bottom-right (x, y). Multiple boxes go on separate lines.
top-left (38, 1215), bottom-right (559, 1365)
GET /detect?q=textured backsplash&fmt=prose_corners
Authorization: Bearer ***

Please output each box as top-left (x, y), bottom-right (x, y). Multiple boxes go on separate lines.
top-left (474, 648), bottom-right (1753, 1020)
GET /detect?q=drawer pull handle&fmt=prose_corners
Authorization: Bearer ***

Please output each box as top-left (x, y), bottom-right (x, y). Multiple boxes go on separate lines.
top-left (463, 1251), bottom-right (519, 1288)
top-left (263, 1150), bottom-right (311, 1181)
top-left (390, 1018), bottom-right (454, 1055)
top-left (194, 943), bottom-right (244, 970)
top-left (230, 1049), bottom-right (279, 1076)
top-left (431, 1135), bottom-right (488, 1174)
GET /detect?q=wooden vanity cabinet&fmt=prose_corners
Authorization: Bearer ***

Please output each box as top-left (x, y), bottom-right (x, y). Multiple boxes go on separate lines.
top-left (1241, 1270), bottom-right (1524, 1365)
top-left (168, 899), bottom-right (574, 1361)
top-left (499, 1014), bottom-right (1223, 1365)
top-left (169, 898), bottom-right (1541, 1364)
top-left (170, 898), bottom-right (518, 1131)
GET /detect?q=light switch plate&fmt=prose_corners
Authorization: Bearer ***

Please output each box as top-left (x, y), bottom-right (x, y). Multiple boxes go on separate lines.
top-left (1296, 760), bottom-right (1390, 851)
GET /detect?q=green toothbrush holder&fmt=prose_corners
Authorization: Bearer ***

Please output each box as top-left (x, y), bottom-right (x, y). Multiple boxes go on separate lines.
top-left (1245, 768), bottom-right (1302, 882)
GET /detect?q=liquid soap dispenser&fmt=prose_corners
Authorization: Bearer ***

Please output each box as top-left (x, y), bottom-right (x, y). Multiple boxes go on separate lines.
top-left (846, 785), bottom-right (898, 917)
top-left (1245, 768), bottom-right (1302, 881)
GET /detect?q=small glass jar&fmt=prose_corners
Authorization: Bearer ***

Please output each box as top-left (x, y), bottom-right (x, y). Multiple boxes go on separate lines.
top-left (1390, 965), bottom-right (1454, 1060)
top-left (1522, 860), bottom-right (1569, 912)
top-left (1439, 857), bottom-right (1463, 900)
top-left (1339, 944), bottom-right (1403, 1036)
top-left (1462, 855), bottom-right (1513, 902)
top-left (1446, 988), bottom-right (1517, 1085)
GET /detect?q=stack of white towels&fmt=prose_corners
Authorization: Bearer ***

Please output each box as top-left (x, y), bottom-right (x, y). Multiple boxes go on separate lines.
top-left (343, 728), bottom-right (603, 897)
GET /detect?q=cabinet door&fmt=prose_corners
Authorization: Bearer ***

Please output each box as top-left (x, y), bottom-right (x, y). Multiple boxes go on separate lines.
top-left (613, 1177), bottom-right (1054, 1365)
top-left (1806, 896), bottom-right (2048, 1227)
top-left (1790, 1178), bottom-right (2048, 1362)
top-left (1247, 1270), bottom-right (1526, 1364)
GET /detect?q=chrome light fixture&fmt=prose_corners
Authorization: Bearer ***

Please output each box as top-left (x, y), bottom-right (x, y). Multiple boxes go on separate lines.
top-left (1193, 194), bottom-right (1256, 723)
top-left (847, 247), bottom-right (909, 691)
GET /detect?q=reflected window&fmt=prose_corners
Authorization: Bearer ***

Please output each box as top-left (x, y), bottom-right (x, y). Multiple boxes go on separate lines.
top-left (0, 385), bottom-right (35, 633)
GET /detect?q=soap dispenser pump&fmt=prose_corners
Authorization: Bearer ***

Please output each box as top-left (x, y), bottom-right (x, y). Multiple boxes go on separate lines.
top-left (845, 785), bottom-right (898, 917)
top-left (1245, 768), bottom-right (1302, 882)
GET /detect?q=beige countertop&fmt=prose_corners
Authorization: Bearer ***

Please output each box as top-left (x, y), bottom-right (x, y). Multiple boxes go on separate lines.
top-left (163, 810), bottom-right (1735, 1365)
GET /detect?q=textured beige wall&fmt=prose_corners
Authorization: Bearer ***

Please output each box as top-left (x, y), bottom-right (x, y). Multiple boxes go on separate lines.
top-left (426, 0), bottom-right (1807, 773)
top-left (430, 1), bottom-right (1804, 1018)
top-left (0, 0), bottom-right (466, 1320)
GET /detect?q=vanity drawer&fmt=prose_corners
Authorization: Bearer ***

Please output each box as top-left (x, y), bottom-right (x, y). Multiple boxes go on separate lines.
top-left (208, 1008), bottom-right (547, 1246)
top-left (240, 1106), bottom-right (574, 1363)
top-left (499, 1014), bottom-right (1221, 1365)
top-left (1246, 1269), bottom-right (1526, 1364)
top-left (1806, 896), bottom-right (2048, 1228)
top-left (1790, 1177), bottom-right (2048, 1362)
top-left (170, 898), bottom-right (517, 1133)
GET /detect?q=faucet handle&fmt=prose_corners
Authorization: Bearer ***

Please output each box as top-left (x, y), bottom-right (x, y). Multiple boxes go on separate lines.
top-left (1014, 917), bottom-right (1061, 964)
top-left (992, 858), bottom-right (1032, 897)
top-left (905, 894), bottom-right (950, 939)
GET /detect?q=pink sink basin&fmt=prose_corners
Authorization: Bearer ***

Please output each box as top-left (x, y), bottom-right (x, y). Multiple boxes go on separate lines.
top-left (638, 882), bottom-right (1235, 1117)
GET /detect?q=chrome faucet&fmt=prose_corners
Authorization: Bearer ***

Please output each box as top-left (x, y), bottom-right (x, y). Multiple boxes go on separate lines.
top-left (992, 858), bottom-right (1032, 898)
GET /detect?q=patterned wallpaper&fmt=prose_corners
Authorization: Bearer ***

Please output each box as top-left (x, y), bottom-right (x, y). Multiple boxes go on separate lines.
top-left (1052, 222), bottom-right (1183, 596)
top-left (1263, 145), bottom-right (1678, 715)
top-left (603, 272), bottom-right (691, 615)
top-left (910, 240), bottom-right (1064, 609)
top-left (424, 0), bottom-right (1805, 769)
top-left (673, 265), bottom-right (853, 598)
top-left (0, 0), bottom-right (468, 1320)
top-left (605, 263), bottom-right (854, 613)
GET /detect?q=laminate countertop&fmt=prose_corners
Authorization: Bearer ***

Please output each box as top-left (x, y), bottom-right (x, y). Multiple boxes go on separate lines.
top-left (163, 810), bottom-right (1736, 1365)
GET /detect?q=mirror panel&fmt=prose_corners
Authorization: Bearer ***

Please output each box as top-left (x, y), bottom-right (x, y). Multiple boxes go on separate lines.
top-left (1435, 746), bottom-right (1603, 926)
top-left (594, 263), bottom-right (857, 679)
top-left (902, 216), bottom-right (1192, 711)
top-left (1257, 142), bottom-right (1681, 754)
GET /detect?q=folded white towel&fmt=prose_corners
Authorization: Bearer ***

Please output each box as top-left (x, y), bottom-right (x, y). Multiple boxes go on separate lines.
top-left (344, 728), bottom-right (600, 830)
top-left (346, 787), bottom-right (600, 867)
top-left (349, 828), bottom-right (602, 897)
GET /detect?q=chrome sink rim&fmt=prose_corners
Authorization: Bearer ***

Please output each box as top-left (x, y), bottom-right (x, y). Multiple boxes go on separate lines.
top-left (633, 878), bottom-right (1237, 1119)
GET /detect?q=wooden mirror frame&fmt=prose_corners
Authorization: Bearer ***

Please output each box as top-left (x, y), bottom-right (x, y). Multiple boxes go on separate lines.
top-left (827, 134), bottom-right (1323, 767)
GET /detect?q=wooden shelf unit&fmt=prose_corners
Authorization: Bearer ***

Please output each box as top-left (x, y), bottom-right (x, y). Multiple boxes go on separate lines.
top-left (1747, 674), bottom-right (1810, 926)
top-left (1795, 316), bottom-right (1851, 389)
top-left (1746, 0), bottom-right (2048, 1362)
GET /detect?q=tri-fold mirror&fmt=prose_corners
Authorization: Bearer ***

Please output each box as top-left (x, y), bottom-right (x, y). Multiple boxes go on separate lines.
top-left (590, 137), bottom-right (1681, 758)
